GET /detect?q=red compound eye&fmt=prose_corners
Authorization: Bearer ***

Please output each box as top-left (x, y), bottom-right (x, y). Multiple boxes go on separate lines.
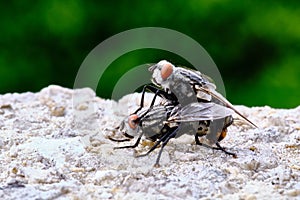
top-left (161, 63), bottom-right (173, 80)
top-left (128, 114), bottom-right (138, 129)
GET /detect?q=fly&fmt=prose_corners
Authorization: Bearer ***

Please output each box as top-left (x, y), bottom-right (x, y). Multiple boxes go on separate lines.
top-left (109, 87), bottom-right (236, 166)
top-left (149, 60), bottom-right (257, 128)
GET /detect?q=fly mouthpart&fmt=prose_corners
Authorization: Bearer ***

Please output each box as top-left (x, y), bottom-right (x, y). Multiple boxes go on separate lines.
top-left (151, 78), bottom-right (159, 86)
top-left (148, 64), bottom-right (157, 72)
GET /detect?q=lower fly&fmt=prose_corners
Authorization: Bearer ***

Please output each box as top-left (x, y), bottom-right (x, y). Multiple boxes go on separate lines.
top-left (109, 86), bottom-right (236, 166)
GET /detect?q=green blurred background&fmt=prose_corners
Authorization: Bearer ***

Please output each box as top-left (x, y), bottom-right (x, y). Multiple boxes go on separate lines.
top-left (0, 1), bottom-right (299, 108)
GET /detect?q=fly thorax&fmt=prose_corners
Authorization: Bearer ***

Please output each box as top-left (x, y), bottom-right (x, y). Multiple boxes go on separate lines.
top-left (142, 118), bottom-right (165, 130)
top-left (140, 106), bottom-right (168, 138)
top-left (141, 119), bottom-right (165, 139)
top-left (169, 72), bottom-right (197, 106)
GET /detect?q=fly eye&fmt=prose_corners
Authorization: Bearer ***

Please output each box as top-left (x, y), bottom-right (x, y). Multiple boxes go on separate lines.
top-left (128, 114), bottom-right (139, 129)
top-left (161, 63), bottom-right (173, 80)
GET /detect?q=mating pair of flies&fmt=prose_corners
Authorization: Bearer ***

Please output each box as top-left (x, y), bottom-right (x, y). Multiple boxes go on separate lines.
top-left (109, 60), bottom-right (257, 167)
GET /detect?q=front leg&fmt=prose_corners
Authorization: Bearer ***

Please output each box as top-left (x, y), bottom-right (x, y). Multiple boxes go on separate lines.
top-left (114, 132), bottom-right (143, 149)
top-left (132, 85), bottom-right (161, 114)
top-left (132, 85), bottom-right (177, 115)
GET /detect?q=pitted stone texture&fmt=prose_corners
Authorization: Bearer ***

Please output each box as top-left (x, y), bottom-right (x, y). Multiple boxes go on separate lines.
top-left (0, 85), bottom-right (299, 199)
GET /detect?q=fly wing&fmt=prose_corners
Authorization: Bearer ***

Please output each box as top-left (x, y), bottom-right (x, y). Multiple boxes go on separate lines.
top-left (168, 102), bottom-right (234, 122)
top-left (178, 66), bottom-right (257, 127)
top-left (197, 87), bottom-right (258, 128)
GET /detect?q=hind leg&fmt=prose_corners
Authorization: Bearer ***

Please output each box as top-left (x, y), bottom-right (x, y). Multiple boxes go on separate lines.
top-left (195, 135), bottom-right (236, 157)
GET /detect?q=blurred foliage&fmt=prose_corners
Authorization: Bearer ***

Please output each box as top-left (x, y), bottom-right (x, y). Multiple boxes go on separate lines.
top-left (0, 0), bottom-right (299, 108)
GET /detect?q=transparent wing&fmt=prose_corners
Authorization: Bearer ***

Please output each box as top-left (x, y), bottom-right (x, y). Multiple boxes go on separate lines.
top-left (196, 87), bottom-right (258, 127)
top-left (168, 102), bottom-right (234, 122)
top-left (177, 67), bottom-right (257, 127)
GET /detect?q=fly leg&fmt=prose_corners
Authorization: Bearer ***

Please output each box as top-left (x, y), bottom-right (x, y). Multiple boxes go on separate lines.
top-left (153, 129), bottom-right (178, 167)
top-left (137, 88), bottom-right (171, 121)
top-left (132, 85), bottom-right (162, 114)
top-left (132, 85), bottom-right (150, 114)
top-left (108, 132), bottom-right (134, 142)
top-left (195, 135), bottom-right (219, 150)
top-left (136, 128), bottom-right (178, 166)
top-left (108, 137), bottom-right (131, 142)
top-left (138, 90), bottom-right (160, 119)
top-left (113, 132), bottom-right (143, 149)
top-left (195, 135), bottom-right (237, 157)
top-left (135, 132), bottom-right (168, 157)
top-left (132, 85), bottom-right (177, 114)
top-left (215, 142), bottom-right (237, 158)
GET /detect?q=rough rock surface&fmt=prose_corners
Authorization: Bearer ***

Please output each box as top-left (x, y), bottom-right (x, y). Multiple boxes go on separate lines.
top-left (0, 85), bottom-right (299, 200)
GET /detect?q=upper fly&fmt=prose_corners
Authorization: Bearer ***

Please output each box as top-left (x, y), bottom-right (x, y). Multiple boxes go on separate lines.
top-left (149, 60), bottom-right (257, 128)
